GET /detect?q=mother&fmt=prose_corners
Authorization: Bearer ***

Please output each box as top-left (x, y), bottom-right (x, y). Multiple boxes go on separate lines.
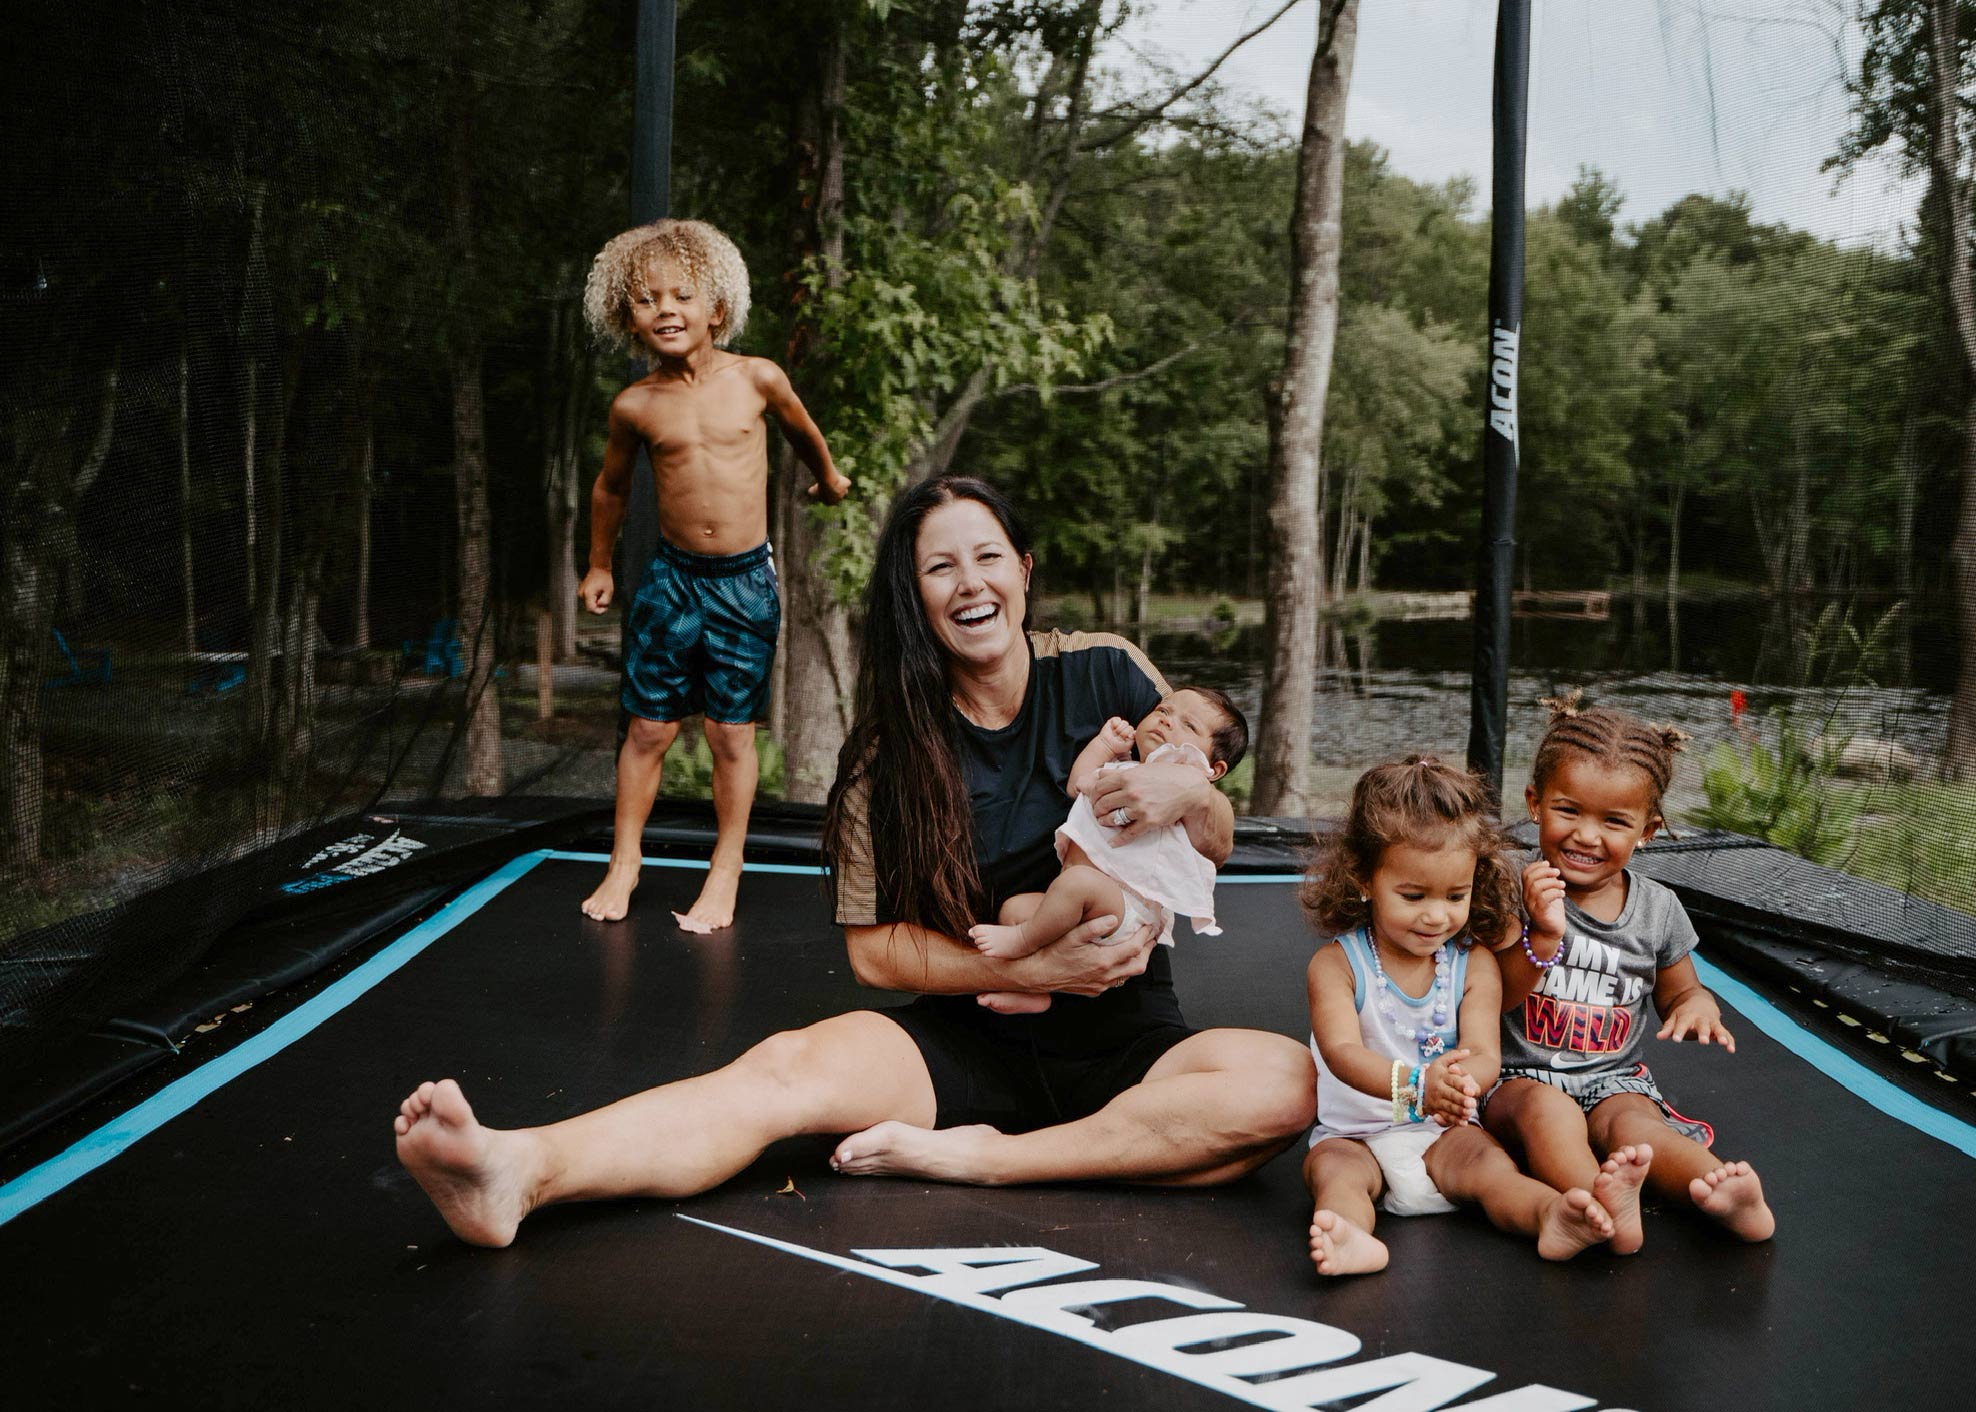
top-left (393, 475), bottom-right (1314, 1244)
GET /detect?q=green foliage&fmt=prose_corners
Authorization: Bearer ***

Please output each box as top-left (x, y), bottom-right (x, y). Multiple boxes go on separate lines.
top-left (1696, 725), bottom-right (1858, 866)
top-left (659, 731), bottom-right (787, 802)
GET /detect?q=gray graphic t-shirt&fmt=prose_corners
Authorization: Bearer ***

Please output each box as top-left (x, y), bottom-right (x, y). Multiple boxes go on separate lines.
top-left (1500, 869), bottom-right (1698, 1077)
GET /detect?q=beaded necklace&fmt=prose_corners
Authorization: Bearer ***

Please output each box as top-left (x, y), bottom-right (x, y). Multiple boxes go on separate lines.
top-left (1365, 929), bottom-right (1453, 1061)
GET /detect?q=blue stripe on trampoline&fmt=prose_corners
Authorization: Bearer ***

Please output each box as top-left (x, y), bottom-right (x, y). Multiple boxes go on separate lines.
top-left (0, 849), bottom-right (552, 1230)
top-left (1693, 954), bottom-right (1976, 1160)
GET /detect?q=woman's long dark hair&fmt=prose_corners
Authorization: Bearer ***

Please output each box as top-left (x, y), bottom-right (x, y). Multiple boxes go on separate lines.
top-left (821, 475), bottom-right (1033, 940)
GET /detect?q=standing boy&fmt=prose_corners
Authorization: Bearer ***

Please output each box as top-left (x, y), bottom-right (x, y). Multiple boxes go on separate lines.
top-left (578, 219), bottom-right (849, 928)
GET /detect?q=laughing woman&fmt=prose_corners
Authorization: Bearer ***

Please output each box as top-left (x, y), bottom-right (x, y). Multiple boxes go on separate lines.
top-left (391, 475), bottom-right (1312, 1246)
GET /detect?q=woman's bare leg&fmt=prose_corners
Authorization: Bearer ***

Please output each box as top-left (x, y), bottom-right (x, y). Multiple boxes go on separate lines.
top-left (1301, 1137), bottom-right (1389, 1277)
top-left (394, 1010), bottom-right (936, 1247)
top-left (831, 1027), bottom-right (1315, 1187)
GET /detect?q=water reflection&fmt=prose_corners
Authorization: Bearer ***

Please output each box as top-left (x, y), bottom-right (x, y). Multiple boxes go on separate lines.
top-left (1114, 592), bottom-right (1954, 783)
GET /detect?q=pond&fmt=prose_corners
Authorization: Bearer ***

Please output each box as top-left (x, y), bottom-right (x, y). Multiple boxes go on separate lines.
top-left (1113, 591), bottom-right (1957, 820)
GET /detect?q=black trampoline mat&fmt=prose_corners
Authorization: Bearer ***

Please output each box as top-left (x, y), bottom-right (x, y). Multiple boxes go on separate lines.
top-left (1, 851), bottom-right (1969, 1410)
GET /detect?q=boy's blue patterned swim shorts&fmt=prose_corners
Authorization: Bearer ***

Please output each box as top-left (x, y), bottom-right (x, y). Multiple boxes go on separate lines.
top-left (622, 539), bottom-right (779, 724)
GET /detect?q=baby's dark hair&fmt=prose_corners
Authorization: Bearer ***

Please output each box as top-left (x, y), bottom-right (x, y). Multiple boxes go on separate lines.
top-left (1172, 684), bottom-right (1248, 770)
top-left (1529, 689), bottom-right (1691, 827)
top-left (1301, 755), bottom-right (1519, 945)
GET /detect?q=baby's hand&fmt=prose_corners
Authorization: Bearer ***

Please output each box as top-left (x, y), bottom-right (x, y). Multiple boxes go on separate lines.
top-left (1421, 1049), bottom-right (1480, 1127)
top-left (1658, 991), bottom-right (1736, 1051)
top-left (1521, 859), bottom-right (1567, 955)
top-left (1101, 717), bottom-right (1136, 754)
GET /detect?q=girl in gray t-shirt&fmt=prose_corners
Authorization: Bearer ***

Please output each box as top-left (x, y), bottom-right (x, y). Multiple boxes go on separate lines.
top-left (1484, 693), bottom-right (1776, 1254)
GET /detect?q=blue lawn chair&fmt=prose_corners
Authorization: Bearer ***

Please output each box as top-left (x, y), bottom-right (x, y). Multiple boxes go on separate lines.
top-left (45, 628), bottom-right (112, 687)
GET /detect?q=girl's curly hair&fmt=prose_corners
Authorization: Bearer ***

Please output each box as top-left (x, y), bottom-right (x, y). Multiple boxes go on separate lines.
top-left (582, 219), bottom-right (752, 358)
top-left (1301, 755), bottom-right (1520, 947)
top-left (1529, 689), bottom-right (1691, 829)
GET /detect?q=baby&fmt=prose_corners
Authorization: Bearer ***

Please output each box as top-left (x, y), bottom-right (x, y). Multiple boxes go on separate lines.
top-left (969, 686), bottom-right (1246, 1013)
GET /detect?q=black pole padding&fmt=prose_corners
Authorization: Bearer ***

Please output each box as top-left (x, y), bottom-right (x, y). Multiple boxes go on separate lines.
top-left (1466, 0), bottom-right (1530, 801)
top-left (622, 0), bottom-right (676, 665)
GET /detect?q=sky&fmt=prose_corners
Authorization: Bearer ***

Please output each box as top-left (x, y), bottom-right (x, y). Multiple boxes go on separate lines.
top-left (1123, 0), bottom-right (1924, 249)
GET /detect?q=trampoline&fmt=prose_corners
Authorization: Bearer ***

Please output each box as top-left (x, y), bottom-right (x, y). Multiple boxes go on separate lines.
top-left (3, 806), bottom-right (1971, 1410)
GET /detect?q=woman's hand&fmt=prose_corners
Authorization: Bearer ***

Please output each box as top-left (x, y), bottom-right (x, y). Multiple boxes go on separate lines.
top-left (1013, 914), bottom-right (1159, 996)
top-left (1085, 760), bottom-right (1209, 846)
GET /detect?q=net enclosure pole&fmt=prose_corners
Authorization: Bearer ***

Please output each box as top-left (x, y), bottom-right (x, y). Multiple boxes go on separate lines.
top-left (1466, 0), bottom-right (1529, 799)
top-left (621, 0), bottom-right (676, 642)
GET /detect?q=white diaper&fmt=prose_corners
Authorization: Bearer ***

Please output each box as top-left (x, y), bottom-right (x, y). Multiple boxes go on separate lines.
top-left (1363, 1125), bottom-right (1458, 1217)
top-left (1096, 887), bottom-right (1168, 947)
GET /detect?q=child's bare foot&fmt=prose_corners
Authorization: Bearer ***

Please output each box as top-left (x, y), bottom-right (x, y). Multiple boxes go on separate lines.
top-left (977, 991), bottom-right (1053, 1014)
top-left (968, 921), bottom-right (1033, 959)
top-left (673, 858), bottom-right (741, 933)
top-left (581, 862), bottom-right (640, 921)
top-left (1308, 1209), bottom-right (1389, 1276)
top-left (1593, 1143), bottom-right (1653, 1255)
top-left (392, 1079), bottom-right (538, 1249)
top-left (1536, 1187), bottom-right (1616, 1261)
top-left (831, 1121), bottom-right (1007, 1184)
top-left (1690, 1160), bottom-right (1776, 1242)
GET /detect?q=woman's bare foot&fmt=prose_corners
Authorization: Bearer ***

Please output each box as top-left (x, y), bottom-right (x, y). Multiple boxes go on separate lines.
top-left (673, 859), bottom-right (741, 933)
top-left (1593, 1143), bottom-right (1653, 1255)
top-left (977, 990), bottom-right (1053, 1014)
top-left (581, 861), bottom-right (640, 921)
top-left (831, 1121), bottom-right (1007, 1184)
top-left (1308, 1209), bottom-right (1389, 1277)
top-left (392, 1079), bottom-right (538, 1248)
top-left (1690, 1160), bottom-right (1776, 1242)
top-left (968, 921), bottom-right (1034, 959)
top-left (1535, 1187), bottom-right (1616, 1261)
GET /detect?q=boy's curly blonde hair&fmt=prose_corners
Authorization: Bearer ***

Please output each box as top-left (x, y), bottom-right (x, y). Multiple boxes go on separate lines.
top-left (583, 219), bottom-right (752, 358)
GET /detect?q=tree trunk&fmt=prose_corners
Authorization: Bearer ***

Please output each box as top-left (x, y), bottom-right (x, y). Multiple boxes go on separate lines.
top-left (1666, 481), bottom-right (1685, 673)
top-left (450, 61), bottom-right (502, 797)
top-left (1253, 0), bottom-right (1357, 817)
top-left (777, 17), bottom-right (854, 803)
top-left (1, 363), bottom-right (119, 868)
top-left (180, 342), bottom-right (198, 656)
top-left (543, 268), bottom-right (587, 661)
top-left (353, 417), bottom-right (373, 651)
top-left (1927, 0), bottom-right (1976, 779)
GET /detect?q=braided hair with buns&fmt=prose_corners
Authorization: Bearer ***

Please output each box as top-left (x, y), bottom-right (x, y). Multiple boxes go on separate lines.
top-left (1529, 689), bottom-right (1692, 831)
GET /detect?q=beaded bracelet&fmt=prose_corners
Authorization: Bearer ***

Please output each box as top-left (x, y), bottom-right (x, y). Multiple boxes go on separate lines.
top-left (1389, 1058), bottom-right (1410, 1125)
top-left (1407, 1063), bottom-right (1426, 1124)
top-left (1519, 919), bottom-right (1565, 970)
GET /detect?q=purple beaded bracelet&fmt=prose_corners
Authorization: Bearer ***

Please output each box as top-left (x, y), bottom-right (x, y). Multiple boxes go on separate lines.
top-left (1519, 919), bottom-right (1565, 970)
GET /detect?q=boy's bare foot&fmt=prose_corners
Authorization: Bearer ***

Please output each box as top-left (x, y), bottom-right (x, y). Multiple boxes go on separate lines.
top-left (831, 1121), bottom-right (1007, 1184)
top-left (673, 858), bottom-right (741, 933)
top-left (976, 991), bottom-right (1053, 1014)
top-left (1308, 1209), bottom-right (1389, 1276)
top-left (1690, 1160), bottom-right (1776, 1242)
top-left (968, 921), bottom-right (1033, 959)
top-left (1536, 1187), bottom-right (1616, 1261)
top-left (1593, 1143), bottom-right (1653, 1255)
top-left (392, 1079), bottom-right (537, 1249)
top-left (581, 862), bottom-right (640, 921)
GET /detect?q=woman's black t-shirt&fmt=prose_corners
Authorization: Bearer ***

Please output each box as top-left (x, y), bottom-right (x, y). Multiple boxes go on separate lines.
top-left (833, 629), bottom-right (1183, 1058)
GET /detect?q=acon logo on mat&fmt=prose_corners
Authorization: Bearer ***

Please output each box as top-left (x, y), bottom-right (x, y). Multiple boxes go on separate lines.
top-left (681, 1217), bottom-right (1625, 1411)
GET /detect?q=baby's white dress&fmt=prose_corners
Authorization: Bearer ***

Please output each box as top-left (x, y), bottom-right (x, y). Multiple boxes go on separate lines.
top-left (1053, 741), bottom-right (1221, 946)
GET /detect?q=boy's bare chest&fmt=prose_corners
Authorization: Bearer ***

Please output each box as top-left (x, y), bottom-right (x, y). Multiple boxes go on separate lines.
top-left (641, 386), bottom-right (767, 461)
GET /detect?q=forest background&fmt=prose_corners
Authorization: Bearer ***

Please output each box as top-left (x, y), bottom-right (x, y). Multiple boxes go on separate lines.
top-left (4, 0), bottom-right (1974, 944)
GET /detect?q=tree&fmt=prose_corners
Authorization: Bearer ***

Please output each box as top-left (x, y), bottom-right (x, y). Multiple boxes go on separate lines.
top-left (1254, 0), bottom-right (1358, 817)
top-left (1831, 0), bottom-right (1976, 777)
